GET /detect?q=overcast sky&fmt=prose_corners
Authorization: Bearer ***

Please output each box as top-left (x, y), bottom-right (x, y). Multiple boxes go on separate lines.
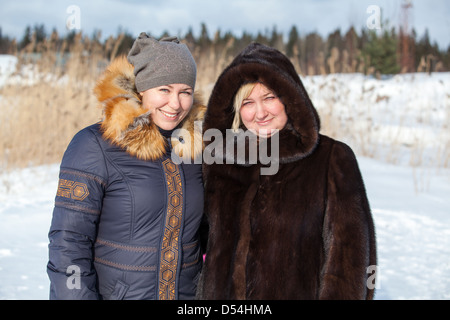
top-left (1, 0), bottom-right (449, 49)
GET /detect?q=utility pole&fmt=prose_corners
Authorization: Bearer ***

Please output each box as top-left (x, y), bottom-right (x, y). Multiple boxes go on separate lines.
top-left (400, 0), bottom-right (414, 72)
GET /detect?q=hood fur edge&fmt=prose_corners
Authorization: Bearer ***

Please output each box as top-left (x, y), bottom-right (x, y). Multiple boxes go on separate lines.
top-left (94, 56), bottom-right (206, 161)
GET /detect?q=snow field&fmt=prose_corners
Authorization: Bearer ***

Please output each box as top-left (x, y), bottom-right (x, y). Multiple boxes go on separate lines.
top-left (1, 55), bottom-right (449, 299)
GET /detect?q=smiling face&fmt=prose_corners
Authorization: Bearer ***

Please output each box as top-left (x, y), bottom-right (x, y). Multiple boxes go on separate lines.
top-left (239, 83), bottom-right (288, 138)
top-left (140, 84), bottom-right (194, 130)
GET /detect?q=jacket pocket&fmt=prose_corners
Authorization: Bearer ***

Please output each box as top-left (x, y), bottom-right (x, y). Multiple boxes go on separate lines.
top-left (109, 280), bottom-right (129, 300)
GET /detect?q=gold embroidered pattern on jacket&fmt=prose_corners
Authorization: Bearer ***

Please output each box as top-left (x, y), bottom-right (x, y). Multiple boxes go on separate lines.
top-left (56, 179), bottom-right (89, 201)
top-left (159, 159), bottom-right (183, 300)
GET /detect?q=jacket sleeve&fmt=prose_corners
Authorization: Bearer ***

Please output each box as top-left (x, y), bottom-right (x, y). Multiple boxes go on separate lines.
top-left (47, 126), bottom-right (107, 300)
top-left (319, 141), bottom-right (377, 300)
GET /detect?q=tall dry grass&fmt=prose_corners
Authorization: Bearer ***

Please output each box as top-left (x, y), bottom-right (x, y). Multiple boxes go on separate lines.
top-left (1, 33), bottom-right (449, 182)
top-left (0, 32), bottom-right (233, 172)
top-left (0, 32), bottom-right (106, 171)
top-left (304, 73), bottom-right (450, 192)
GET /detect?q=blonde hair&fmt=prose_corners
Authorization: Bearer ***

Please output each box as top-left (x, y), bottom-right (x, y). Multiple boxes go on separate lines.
top-left (232, 82), bottom-right (257, 132)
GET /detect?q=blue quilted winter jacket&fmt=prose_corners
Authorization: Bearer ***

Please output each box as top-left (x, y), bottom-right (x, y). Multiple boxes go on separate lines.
top-left (47, 57), bottom-right (206, 300)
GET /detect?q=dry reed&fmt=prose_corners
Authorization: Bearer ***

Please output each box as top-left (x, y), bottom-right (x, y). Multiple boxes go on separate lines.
top-left (0, 33), bottom-right (448, 181)
top-left (0, 32), bottom-right (106, 172)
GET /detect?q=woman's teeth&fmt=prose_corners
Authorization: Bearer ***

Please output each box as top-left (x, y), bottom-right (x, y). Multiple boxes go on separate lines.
top-left (161, 110), bottom-right (177, 119)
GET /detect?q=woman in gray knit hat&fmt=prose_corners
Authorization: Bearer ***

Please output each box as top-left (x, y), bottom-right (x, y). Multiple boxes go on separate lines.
top-left (47, 32), bottom-right (206, 300)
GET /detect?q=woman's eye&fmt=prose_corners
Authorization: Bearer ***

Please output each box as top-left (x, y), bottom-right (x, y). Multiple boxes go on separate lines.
top-left (159, 88), bottom-right (170, 93)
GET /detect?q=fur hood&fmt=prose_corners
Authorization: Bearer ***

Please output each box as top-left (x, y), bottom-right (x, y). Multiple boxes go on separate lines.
top-left (204, 42), bottom-right (320, 163)
top-left (198, 43), bottom-right (377, 300)
top-left (93, 56), bottom-right (205, 161)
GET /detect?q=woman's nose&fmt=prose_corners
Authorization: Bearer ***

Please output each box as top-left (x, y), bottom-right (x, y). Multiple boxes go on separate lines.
top-left (255, 102), bottom-right (268, 120)
top-left (168, 93), bottom-right (181, 109)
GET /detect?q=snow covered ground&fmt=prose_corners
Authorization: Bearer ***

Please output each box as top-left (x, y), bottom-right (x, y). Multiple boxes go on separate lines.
top-left (304, 72), bottom-right (449, 169)
top-left (1, 158), bottom-right (449, 300)
top-left (0, 55), bottom-right (17, 87)
top-left (1, 55), bottom-right (449, 299)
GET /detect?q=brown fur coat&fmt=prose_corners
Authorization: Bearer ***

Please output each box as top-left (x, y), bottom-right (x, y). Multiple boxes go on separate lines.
top-left (197, 43), bottom-right (377, 300)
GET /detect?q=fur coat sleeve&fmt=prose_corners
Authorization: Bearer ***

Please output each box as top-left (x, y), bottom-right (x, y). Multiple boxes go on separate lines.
top-left (320, 141), bottom-right (376, 299)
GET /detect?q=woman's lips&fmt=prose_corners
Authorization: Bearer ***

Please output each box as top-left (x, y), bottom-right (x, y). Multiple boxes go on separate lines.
top-left (256, 118), bottom-right (273, 126)
top-left (160, 110), bottom-right (179, 119)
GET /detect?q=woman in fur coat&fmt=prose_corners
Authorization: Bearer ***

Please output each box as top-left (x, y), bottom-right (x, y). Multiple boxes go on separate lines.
top-left (47, 33), bottom-right (205, 300)
top-left (197, 43), bottom-right (377, 300)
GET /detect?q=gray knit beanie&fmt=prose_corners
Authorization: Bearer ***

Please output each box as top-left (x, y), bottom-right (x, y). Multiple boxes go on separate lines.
top-left (127, 32), bottom-right (197, 92)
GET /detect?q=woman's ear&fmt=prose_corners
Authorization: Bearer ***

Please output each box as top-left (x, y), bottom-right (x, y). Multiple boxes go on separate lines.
top-left (139, 92), bottom-right (144, 97)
